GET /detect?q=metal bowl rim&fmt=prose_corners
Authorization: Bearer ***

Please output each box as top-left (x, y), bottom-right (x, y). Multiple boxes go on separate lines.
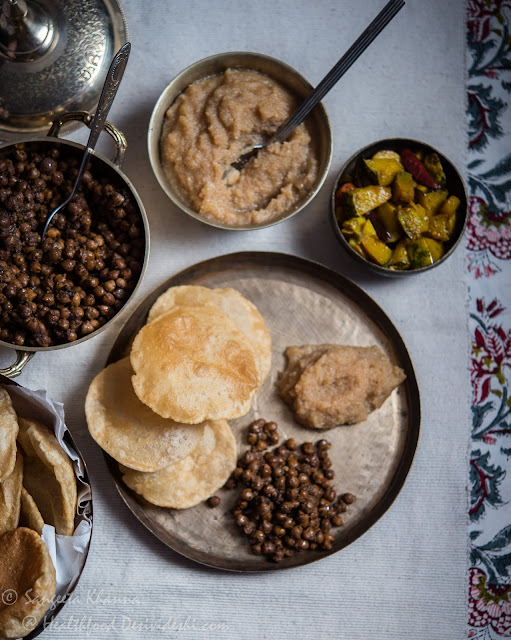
top-left (147, 50), bottom-right (333, 231)
top-left (330, 137), bottom-right (469, 276)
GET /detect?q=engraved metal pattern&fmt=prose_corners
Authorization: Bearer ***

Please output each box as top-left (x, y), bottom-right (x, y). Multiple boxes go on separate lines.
top-left (86, 41), bottom-right (130, 149)
top-left (0, 0), bottom-right (128, 139)
top-left (0, 0), bottom-right (56, 63)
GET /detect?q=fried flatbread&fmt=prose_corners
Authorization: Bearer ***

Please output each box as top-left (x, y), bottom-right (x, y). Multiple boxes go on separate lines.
top-left (0, 447), bottom-right (23, 536)
top-left (120, 420), bottom-right (237, 509)
top-left (278, 344), bottom-right (406, 428)
top-left (17, 418), bottom-right (77, 536)
top-left (0, 388), bottom-right (19, 482)
top-left (147, 285), bottom-right (272, 384)
top-left (0, 527), bottom-right (56, 638)
top-left (85, 357), bottom-right (204, 471)
top-left (19, 488), bottom-right (44, 535)
top-left (130, 305), bottom-right (259, 423)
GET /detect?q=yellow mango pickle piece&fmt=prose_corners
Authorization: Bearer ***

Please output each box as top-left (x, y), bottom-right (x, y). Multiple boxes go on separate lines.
top-left (424, 237), bottom-right (444, 262)
top-left (372, 150), bottom-right (402, 162)
top-left (408, 238), bottom-right (434, 268)
top-left (408, 237), bottom-right (444, 268)
top-left (376, 201), bottom-right (402, 242)
top-left (360, 235), bottom-right (393, 266)
top-left (416, 189), bottom-right (448, 216)
top-left (348, 238), bottom-right (365, 257)
top-left (427, 211), bottom-right (456, 241)
top-left (344, 186), bottom-right (392, 217)
top-left (424, 152), bottom-right (447, 187)
top-left (341, 216), bottom-right (366, 238)
top-left (363, 158), bottom-right (403, 187)
top-left (361, 219), bottom-right (377, 237)
top-left (397, 203), bottom-right (429, 240)
top-left (439, 195), bottom-right (460, 217)
top-left (389, 239), bottom-right (411, 270)
top-left (392, 171), bottom-right (416, 203)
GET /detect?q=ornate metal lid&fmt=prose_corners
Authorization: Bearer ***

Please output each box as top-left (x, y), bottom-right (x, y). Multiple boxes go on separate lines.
top-left (0, 0), bottom-right (128, 140)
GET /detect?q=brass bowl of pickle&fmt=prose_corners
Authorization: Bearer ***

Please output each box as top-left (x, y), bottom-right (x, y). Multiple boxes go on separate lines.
top-left (330, 138), bottom-right (468, 276)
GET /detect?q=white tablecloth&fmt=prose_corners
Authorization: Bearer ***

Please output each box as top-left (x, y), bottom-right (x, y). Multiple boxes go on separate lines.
top-left (0, 1), bottom-right (470, 638)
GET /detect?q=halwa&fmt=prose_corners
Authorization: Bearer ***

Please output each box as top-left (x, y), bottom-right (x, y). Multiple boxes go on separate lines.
top-left (160, 68), bottom-right (319, 226)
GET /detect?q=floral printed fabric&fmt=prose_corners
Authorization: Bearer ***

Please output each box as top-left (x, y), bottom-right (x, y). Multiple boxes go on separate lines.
top-left (467, 1), bottom-right (511, 638)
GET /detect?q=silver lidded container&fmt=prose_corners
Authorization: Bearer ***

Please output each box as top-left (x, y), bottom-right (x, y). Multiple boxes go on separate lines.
top-left (0, 0), bottom-right (128, 139)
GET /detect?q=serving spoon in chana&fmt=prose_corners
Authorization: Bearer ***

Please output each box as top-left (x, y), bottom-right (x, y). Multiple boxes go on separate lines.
top-left (229, 0), bottom-right (405, 174)
top-left (42, 42), bottom-right (131, 240)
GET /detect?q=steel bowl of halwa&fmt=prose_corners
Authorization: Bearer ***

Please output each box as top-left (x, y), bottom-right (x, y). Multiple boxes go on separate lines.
top-left (148, 52), bottom-right (332, 230)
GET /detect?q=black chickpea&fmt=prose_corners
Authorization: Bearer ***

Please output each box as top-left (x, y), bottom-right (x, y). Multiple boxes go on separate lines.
top-left (0, 142), bottom-right (145, 346)
top-left (225, 419), bottom-right (356, 563)
top-left (206, 496), bottom-right (221, 508)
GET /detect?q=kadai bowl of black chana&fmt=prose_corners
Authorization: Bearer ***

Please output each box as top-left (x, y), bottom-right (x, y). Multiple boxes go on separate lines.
top-left (330, 138), bottom-right (467, 276)
top-left (0, 112), bottom-right (149, 378)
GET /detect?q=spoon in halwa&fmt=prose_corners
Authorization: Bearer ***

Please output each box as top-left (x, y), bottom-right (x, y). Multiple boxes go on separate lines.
top-left (230, 0), bottom-right (405, 173)
top-left (42, 42), bottom-right (131, 239)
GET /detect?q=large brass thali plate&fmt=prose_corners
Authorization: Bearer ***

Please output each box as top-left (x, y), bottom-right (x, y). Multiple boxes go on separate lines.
top-left (104, 252), bottom-right (420, 571)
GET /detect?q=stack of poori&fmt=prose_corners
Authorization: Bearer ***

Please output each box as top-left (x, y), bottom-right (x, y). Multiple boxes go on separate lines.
top-left (0, 387), bottom-right (78, 639)
top-left (86, 285), bottom-right (272, 509)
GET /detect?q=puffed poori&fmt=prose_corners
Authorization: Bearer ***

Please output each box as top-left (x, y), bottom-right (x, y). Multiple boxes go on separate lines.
top-left (0, 527), bottom-right (56, 639)
top-left (17, 418), bottom-right (77, 536)
top-left (0, 387), bottom-right (82, 637)
top-left (120, 419), bottom-right (237, 509)
top-left (0, 388), bottom-right (19, 482)
top-left (146, 285), bottom-right (272, 384)
top-left (19, 487), bottom-right (44, 536)
top-left (86, 286), bottom-right (272, 511)
top-left (85, 357), bottom-right (204, 472)
top-left (0, 448), bottom-right (23, 536)
top-left (130, 305), bottom-right (260, 423)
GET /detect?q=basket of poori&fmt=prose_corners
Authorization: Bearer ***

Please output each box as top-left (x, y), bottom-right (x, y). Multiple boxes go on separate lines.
top-left (86, 252), bottom-right (421, 571)
top-left (331, 138), bottom-right (467, 275)
top-left (0, 111), bottom-right (149, 378)
top-left (0, 378), bottom-right (92, 638)
top-left (148, 52), bottom-right (332, 230)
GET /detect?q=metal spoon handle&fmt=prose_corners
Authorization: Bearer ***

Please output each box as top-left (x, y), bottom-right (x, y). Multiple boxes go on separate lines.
top-left (271, 0), bottom-right (405, 145)
top-left (66, 42), bottom-right (131, 204)
top-left (86, 41), bottom-right (131, 151)
top-left (42, 43), bottom-right (131, 239)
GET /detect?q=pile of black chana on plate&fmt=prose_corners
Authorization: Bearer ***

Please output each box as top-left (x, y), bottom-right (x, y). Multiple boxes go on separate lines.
top-left (221, 419), bottom-right (356, 563)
